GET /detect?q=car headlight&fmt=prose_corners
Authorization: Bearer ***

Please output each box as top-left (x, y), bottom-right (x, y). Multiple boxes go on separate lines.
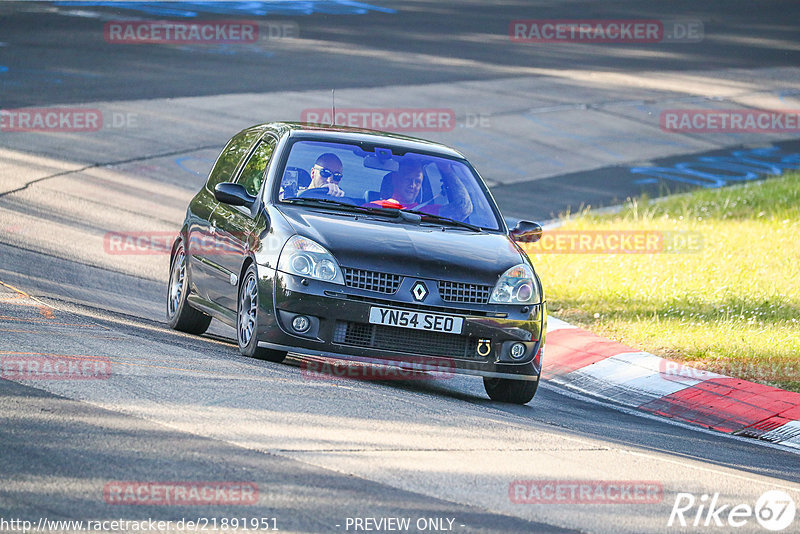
top-left (277, 235), bottom-right (345, 285)
top-left (490, 264), bottom-right (540, 304)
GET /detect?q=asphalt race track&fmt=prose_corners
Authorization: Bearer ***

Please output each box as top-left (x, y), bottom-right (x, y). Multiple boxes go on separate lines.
top-left (1, 2), bottom-right (800, 533)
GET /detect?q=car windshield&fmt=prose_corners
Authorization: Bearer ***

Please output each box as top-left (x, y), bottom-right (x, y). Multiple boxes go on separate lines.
top-left (276, 139), bottom-right (502, 231)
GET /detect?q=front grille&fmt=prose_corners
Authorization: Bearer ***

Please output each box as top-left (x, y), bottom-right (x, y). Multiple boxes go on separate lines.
top-left (343, 267), bottom-right (402, 294)
top-left (333, 321), bottom-right (482, 360)
top-left (438, 280), bottom-right (492, 304)
top-left (335, 321), bottom-right (372, 346)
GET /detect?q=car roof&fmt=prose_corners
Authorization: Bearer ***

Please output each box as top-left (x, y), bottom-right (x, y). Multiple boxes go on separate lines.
top-left (256, 121), bottom-right (466, 159)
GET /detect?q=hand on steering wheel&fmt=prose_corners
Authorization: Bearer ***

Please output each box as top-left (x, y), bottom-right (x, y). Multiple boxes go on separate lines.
top-left (299, 183), bottom-right (345, 198)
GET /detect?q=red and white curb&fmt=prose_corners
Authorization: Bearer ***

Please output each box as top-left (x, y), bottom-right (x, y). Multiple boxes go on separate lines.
top-left (544, 316), bottom-right (800, 449)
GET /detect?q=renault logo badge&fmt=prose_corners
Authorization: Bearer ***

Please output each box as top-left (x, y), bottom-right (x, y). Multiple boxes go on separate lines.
top-left (411, 281), bottom-right (428, 301)
top-left (477, 339), bottom-right (491, 357)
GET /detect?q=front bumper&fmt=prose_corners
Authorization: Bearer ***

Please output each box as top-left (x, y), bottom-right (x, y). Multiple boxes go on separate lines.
top-left (255, 269), bottom-right (545, 380)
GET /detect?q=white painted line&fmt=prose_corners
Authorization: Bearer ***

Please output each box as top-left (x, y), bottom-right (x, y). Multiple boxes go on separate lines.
top-left (556, 356), bottom-right (695, 407)
top-left (620, 372), bottom-right (698, 400)
top-left (545, 315), bottom-right (577, 332)
top-left (574, 354), bottom-right (657, 383)
top-left (607, 351), bottom-right (669, 372)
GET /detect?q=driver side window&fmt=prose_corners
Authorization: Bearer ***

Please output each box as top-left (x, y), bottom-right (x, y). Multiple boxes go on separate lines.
top-left (237, 137), bottom-right (276, 196)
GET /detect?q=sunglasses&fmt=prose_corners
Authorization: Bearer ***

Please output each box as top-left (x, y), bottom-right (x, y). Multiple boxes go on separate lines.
top-left (314, 165), bottom-right (343, 183)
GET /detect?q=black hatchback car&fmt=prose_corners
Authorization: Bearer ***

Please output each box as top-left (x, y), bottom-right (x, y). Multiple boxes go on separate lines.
top-left (168, 122), bottom-right (546, 404)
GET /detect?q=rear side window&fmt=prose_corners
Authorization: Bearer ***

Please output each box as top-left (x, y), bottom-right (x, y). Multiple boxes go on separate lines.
top-left (237, 137), bottom-right (276, 196)
top-left (205, 126), bottom-right (262, 191)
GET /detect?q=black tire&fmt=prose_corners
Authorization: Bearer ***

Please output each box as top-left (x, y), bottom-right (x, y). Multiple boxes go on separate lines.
top-left (167, 240), bottom-right (212, 335)
top-left (483, 376), bottom-right (539, 404)
top-left (237, 264), bottom-right (287, 363)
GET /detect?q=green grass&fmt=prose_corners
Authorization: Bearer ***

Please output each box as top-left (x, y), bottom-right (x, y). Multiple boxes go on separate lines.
top-left (523, 172), bottom-right (800, 392)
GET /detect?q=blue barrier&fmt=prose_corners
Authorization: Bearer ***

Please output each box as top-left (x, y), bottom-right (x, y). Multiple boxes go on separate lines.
top-left (54, 1), bottom-right (396, 17)
top-left (631, 146), bottom-right (800, 188)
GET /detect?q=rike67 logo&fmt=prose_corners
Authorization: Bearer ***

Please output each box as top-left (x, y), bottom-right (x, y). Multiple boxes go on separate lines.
top-left (668, 490), bottom-right (796, 531)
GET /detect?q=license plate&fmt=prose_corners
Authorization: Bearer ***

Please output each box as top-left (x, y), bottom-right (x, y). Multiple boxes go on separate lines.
top-left (368, 307), bottom-right (463, 334)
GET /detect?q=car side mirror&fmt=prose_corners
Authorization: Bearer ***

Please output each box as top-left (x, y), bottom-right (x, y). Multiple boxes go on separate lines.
top-left (214, 182), bottom-right (256, 207)
top-left (510, 220), bottom-right (542, 243)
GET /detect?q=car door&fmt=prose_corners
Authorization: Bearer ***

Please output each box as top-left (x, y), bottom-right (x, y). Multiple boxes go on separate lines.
top-left (188, 126), bottom-right (262, 302)
top-left (207, 135), bottom-right (277, 311)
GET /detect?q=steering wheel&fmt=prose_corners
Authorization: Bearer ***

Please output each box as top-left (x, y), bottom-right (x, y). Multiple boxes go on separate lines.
top-left (298, 187), bottom-right (334, 199)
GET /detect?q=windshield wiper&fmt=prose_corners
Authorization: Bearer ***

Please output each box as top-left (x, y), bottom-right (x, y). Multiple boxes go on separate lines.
top-left (283, 197), bottom-right (401, 218)
top-left (401, 209), bottom-right (483, 232)
top-left (283, 198), bottom-right (482, 231)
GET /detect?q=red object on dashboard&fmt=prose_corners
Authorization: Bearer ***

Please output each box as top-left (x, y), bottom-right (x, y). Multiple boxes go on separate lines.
top-left (368, 198), bottom-right (405, 209)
